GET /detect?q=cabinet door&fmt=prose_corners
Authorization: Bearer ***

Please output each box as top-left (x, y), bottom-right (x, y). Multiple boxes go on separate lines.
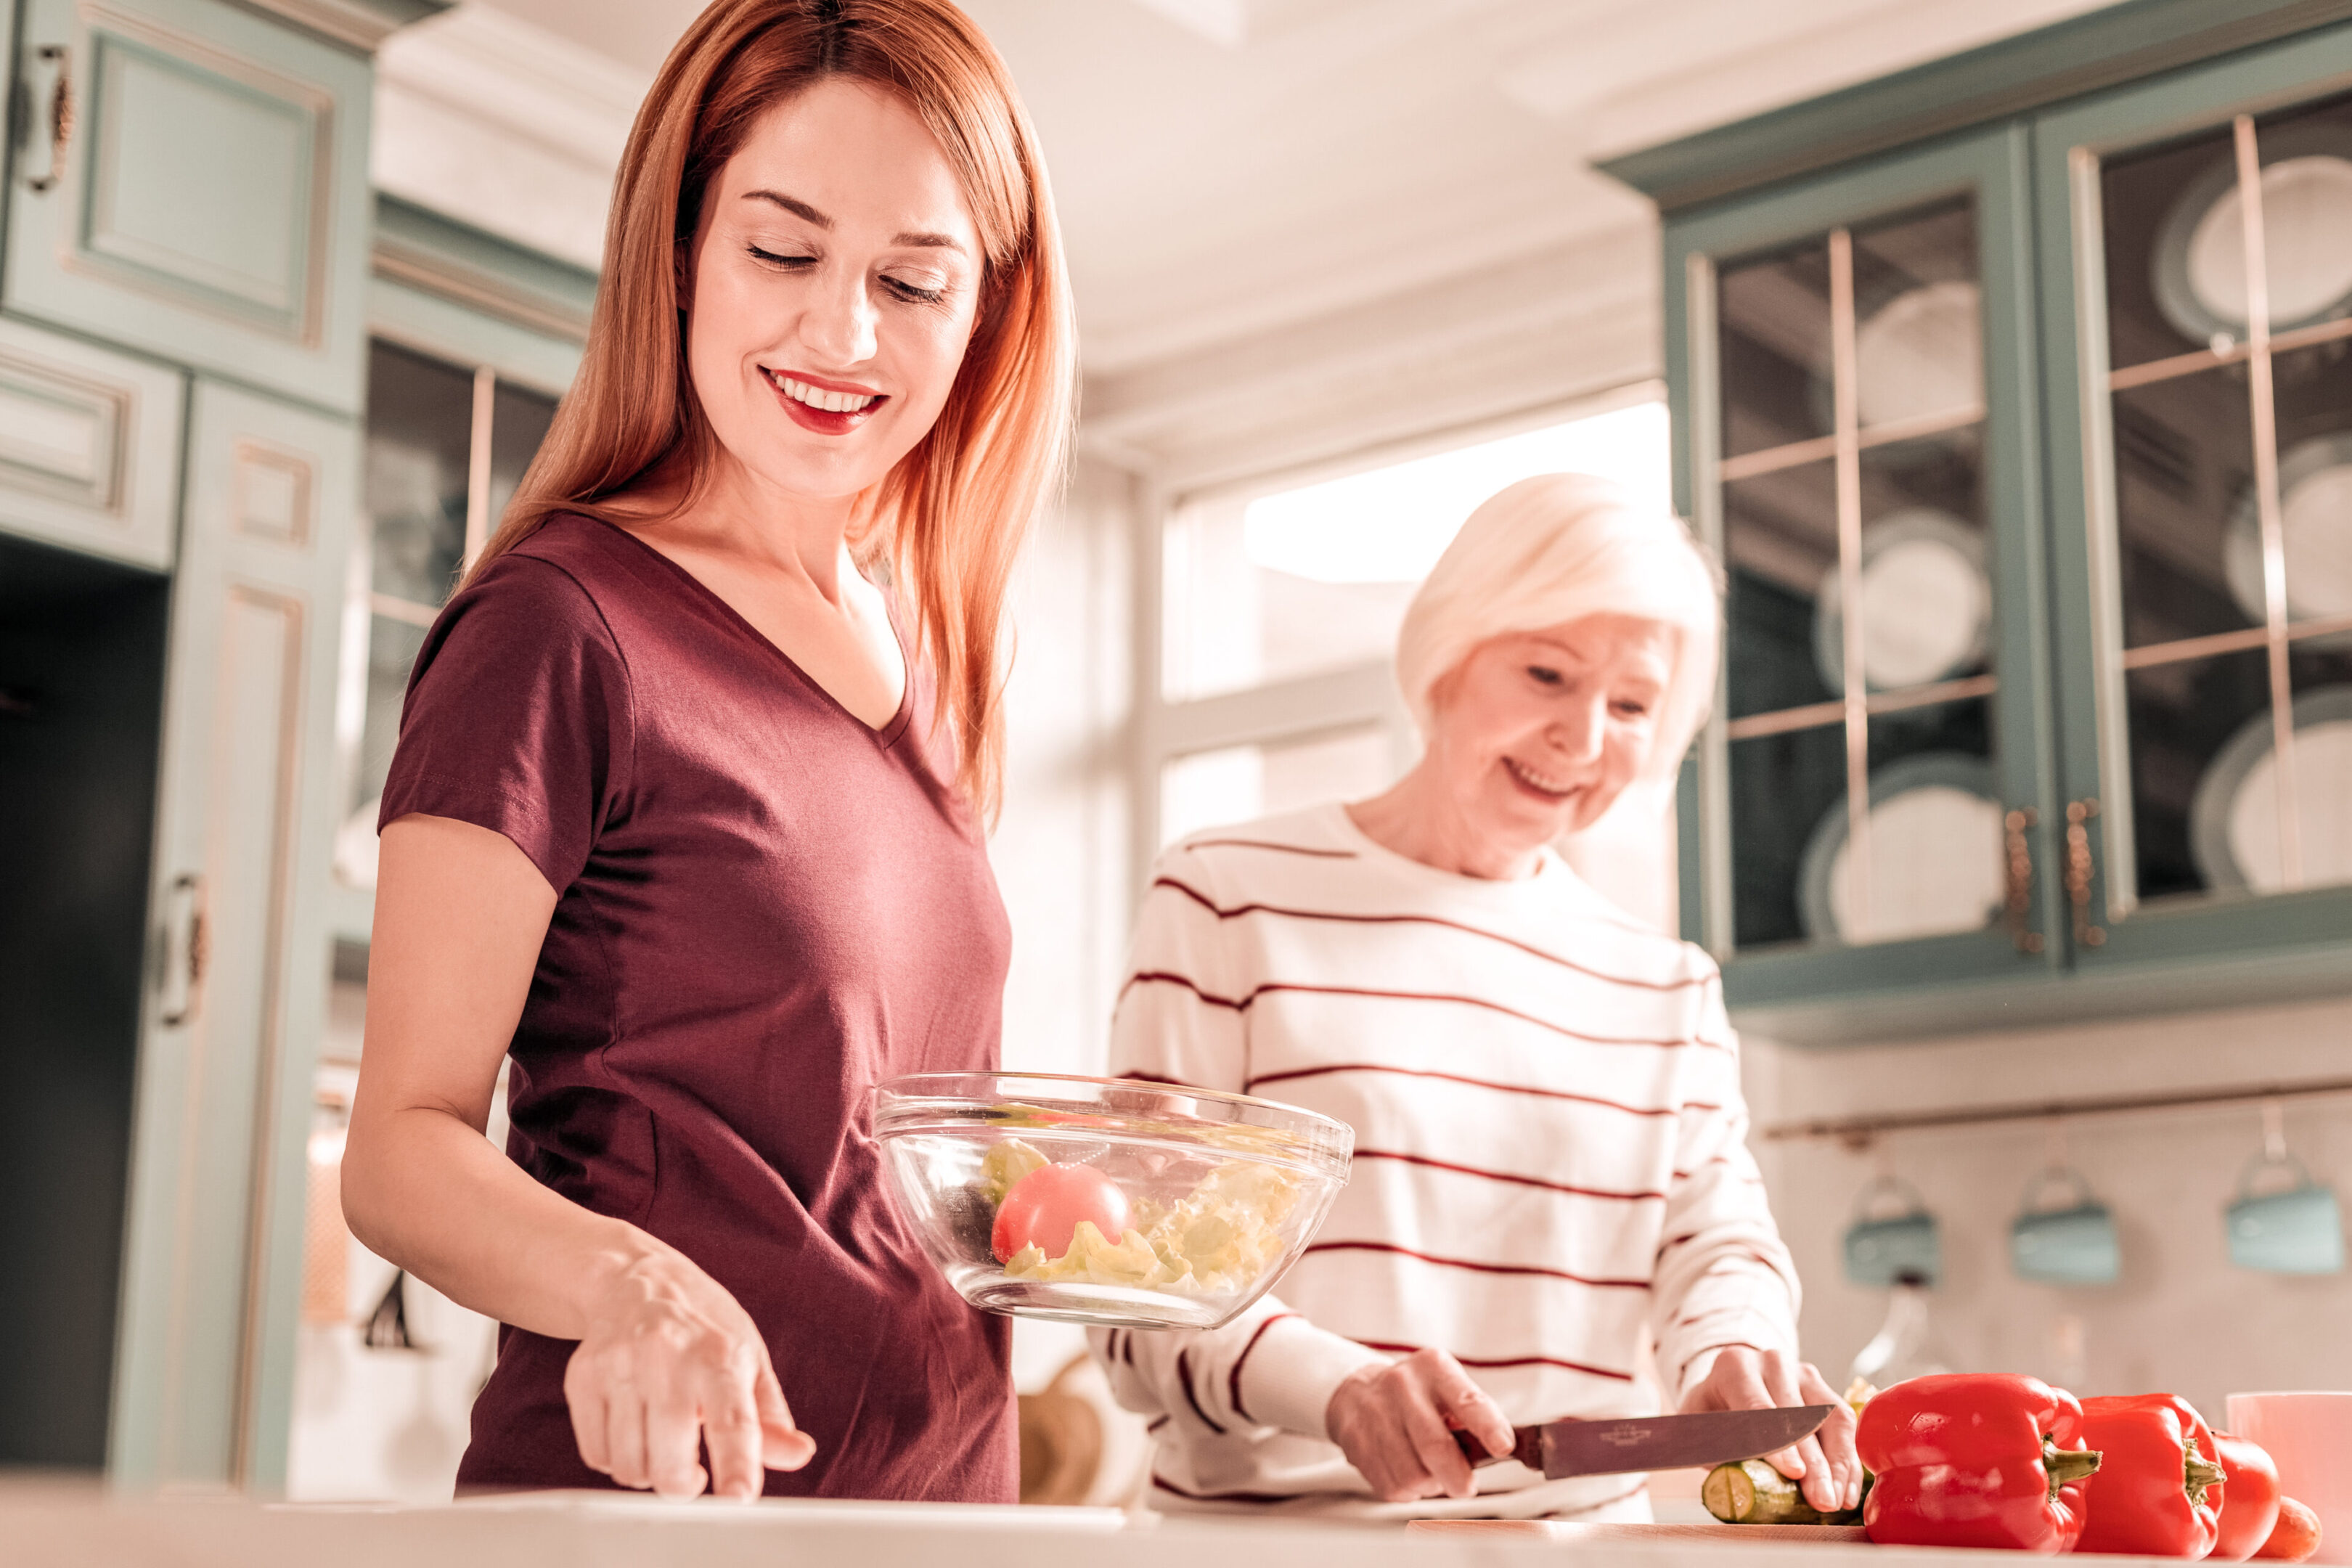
top-left (2036, 24), bottom-right (2352, 981)
top-left (110, 379), bottom-right (354, 1490)
top-left (1665, 124), bottom-right (2067, 1023)
top-left (0, 314), bottom-right (184, 570)
top-left (7, 0), bottom-right (372, 414)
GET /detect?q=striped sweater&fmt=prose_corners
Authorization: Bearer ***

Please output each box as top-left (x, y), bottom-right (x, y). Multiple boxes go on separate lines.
top-left (1089, 803), bottom-right (1800, 1519)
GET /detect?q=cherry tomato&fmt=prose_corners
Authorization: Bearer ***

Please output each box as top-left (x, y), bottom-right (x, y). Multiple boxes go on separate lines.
top-left (990, 1162), bottom-right (1129, 1262)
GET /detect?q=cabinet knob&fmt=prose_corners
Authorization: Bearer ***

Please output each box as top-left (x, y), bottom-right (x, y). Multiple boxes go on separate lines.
top-left (2004, 807), bottom-right (2043, 954)
top-left (25, 45), bottom-right (73, 196)
top-left (2063, 799), bottom-right (2105, 949)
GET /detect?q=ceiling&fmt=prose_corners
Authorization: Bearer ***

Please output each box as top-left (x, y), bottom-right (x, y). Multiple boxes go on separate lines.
top-left (465, 0), bottom-right (2113, 381)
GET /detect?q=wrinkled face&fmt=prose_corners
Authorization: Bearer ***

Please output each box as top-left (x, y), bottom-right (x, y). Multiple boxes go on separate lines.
top-left (683, 78), bottom-right (984, 504)
top-left (1426, 613), bottom-right (1675, 849)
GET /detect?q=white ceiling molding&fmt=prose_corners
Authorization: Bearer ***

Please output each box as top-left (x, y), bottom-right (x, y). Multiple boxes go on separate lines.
top-left (1083, 220), bottom-right (1663, 492)
top-left (372, 4), bottom-right (650, 269)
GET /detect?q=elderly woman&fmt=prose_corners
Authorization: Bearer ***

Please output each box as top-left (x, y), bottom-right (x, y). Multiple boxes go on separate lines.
top-left (1093, 474), bottom-right (1858, 1521)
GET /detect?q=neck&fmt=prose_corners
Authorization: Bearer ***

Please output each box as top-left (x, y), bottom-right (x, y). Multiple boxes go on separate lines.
top-left (1346, 759), bottom-right (1547, 881)
top-left (617, 448), bottom-right (865, 603)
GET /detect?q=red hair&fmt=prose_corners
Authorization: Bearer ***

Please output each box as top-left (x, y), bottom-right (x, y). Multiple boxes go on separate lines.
top-left (472, 0), bottom-right (1075, 818)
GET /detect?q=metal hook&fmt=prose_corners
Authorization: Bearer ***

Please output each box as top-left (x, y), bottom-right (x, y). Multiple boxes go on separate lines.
top-left (2263, 1099), bottom-right (2288, 1164)
top-left (2044, 1117), bottom-right (2070, 1173)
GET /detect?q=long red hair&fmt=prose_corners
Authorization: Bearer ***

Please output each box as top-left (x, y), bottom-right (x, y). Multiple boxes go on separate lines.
top-left (471, 0), bottom-right (1075, 818)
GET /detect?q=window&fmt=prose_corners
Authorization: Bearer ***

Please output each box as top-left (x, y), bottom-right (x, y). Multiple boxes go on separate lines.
top-left (332, 340), bottom-right (558, 894)
top-left (1142, 392), bottom-right (1673, 867)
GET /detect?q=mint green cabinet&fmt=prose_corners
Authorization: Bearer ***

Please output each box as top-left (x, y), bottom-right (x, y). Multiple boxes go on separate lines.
top-left (1612, 0), bottom-right (2352, 1037)
top-left (8, 0), bottom-right (374, 413)
top-left (0, 314), bottom-right (186, 570)
top-left (110, 380), bottom-right (356, 1489)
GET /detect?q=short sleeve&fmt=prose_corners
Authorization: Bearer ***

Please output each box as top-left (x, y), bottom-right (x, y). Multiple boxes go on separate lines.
top-left (377, 552), bottom-right (634, 894)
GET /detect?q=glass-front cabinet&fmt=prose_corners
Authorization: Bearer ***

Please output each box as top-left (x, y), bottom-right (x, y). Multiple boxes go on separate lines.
top-left (1629, 4), bottom-right (2352, 1032)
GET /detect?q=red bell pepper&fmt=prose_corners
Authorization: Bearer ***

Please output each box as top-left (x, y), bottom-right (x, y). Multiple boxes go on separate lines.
top-left (2075, 1394), bottom-right (2229, 1557)
top-left (2213, 1433), bottom-right (2284, 1562)
top-left (1855, 1373), bottom-right (2102, 1553)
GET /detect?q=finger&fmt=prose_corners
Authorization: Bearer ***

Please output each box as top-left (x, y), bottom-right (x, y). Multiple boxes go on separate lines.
top-left (1756, 1352), bottom-right (1818, 1488)
top-left (646, 1387), bottom-right (707, 1500)
top-left (567, 1379), bottom-right (613, 1477)
top-left (1425, 1355), bottom-right (1512, 1461)
top-left (1399, 1382), bottom-right (1477, 1499)
top-left (753, 1354), bottom-right (816, 1471)
top-left (1800, 1365), bottom-right (1863, 1510)
top-left (704, 1373), bottom-right (767, 1500)
top-left (606, 1390), bottom-right (652, 1491)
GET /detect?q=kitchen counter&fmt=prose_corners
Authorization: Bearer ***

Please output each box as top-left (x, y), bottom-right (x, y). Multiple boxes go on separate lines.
top-left (1, 1479), bottom-right (2204, 1568)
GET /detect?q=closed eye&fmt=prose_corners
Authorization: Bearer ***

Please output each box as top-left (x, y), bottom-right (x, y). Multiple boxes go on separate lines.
top-left (1528, 665), bottom-right (1563, 686)
top-left (881, 274), bottom-right (948, 305)
top-left (748, 244), bottom-right (814, 270)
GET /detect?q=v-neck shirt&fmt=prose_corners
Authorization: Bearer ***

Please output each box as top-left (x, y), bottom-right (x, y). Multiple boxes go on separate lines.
top-left (378, 512), bottom-right (1016, 1501)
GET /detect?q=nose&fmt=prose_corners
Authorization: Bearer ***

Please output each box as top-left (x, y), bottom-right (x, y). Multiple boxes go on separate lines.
top-left (1550, 691), bottom-right (1608, 767)
top-left (798, 259), bottom-right (880, 367)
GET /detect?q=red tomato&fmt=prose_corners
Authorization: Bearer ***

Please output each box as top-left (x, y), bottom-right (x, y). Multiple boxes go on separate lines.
top-left (990, 1163), bottom-right (1129, 1262)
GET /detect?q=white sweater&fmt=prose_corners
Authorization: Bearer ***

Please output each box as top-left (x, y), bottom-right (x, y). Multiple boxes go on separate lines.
top-left (1090, 804), bottom-right (1800, 1519)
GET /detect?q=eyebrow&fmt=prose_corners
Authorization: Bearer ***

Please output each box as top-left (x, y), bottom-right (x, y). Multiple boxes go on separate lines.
top-left (740, 189), bottom-right (968, 252)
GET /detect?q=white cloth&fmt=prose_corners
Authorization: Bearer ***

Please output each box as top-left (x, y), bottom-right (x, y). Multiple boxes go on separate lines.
top-left (1091, 804), bottom-right (1800, 1519)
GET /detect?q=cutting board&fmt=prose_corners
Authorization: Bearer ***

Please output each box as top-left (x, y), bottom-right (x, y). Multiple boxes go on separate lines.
top-left (1407, 1520), bottom-right (1870, 1544)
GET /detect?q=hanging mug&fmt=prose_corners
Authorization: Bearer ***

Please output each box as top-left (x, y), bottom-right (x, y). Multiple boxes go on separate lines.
top-left (1844, 1175), bottom-right (1940, 1288)
top-left (2010, 1167), bottom-right (2120, 1286)
top-left (2227, 1148), bottom-right (2345, 1275)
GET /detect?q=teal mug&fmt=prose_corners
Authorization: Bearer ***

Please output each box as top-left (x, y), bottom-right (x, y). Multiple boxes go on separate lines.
top-left (2010, 1167), bottom-right (2120, 1286)
top-left (2227, 1151), bottom-right (2345, 1275)
top-left (1844, 1175), bottom-right (1940, 1288)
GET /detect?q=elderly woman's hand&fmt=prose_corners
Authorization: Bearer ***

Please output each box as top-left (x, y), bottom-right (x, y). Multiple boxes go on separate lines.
top-left (1681, 1347), bottom-right (1861, 1513)
top-left (1326, 1348), bottom-right (1514, 1502)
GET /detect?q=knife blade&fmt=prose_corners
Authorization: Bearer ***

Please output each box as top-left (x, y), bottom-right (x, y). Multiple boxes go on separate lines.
top-left (1451, 1403), bottom-right (1834, 1480)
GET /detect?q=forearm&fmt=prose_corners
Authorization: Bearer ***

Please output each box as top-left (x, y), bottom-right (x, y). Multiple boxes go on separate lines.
top-left (1090, 1299), bottom-right (1386, 1440)
top-left (343, 1101), bottom-right (663, 1342)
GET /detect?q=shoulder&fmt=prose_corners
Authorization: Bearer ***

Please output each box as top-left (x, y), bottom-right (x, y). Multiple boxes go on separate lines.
top-left (1151, 804), bottom-right (1363, 897)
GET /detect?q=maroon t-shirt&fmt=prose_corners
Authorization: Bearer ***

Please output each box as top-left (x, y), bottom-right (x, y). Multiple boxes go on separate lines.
top-left (378, 513), bottom-right (1016, 1501)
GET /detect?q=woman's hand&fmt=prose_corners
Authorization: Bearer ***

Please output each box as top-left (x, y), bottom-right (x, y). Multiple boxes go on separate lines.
top-left (564, 1242), bottom-right (817, 1498)
top-left (1681, 1347), bottom-right (1860, 1513)
top-left (1326, 1349), bottom-right (1514, 1503)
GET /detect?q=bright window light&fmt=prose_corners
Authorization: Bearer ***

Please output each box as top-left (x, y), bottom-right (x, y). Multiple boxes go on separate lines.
top-left (1241, 400), bottom-right (1672, 585)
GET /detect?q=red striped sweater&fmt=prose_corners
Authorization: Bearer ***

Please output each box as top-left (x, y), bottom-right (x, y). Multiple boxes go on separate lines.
top-left (1090, 804), bottom-right (1800, 1519)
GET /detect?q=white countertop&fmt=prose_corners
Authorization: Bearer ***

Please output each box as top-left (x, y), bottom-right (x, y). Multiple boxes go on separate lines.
top-left (1, 1481), bottom-right (2186, 1568)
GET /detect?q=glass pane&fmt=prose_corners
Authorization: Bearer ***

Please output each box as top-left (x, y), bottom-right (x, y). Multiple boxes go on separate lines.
top-left (488, 380), bottom-right (559, 539)
top-left (1719, 240), bottom-right (1833, 460)
top-left (352, 615), bottom-right (427, 819)
top-left (2285, 639), bottom-right (2352, 892)
top-left (1728, 720), bottom-right (1843, 951)
top-left (2270, 340), bottom-right (2352, 624)
top-left (2101, 123), bottom-right (2242, 370)
top-left (1853, 200), bottom-right (1982, 433)
top-left (1849, 426), bottom-right (1991, 693)
top-left (1837, 696), bottom-right (2002, 945)
top-left (2125, 646), bottom-right (2269, 904)
top-left (1160, 404), bottom-right (1671, 702)
top-left (364, 341), bottom-right (473, 610)
top-left (1723, 460), bottom-right (1837, 719)
top-left (2111, 361), bottom-right (2256, 648)
top-left (1159, 725), bottom-right (1396, 847)
top-left (2251, 92), bottom-right (2352, 336)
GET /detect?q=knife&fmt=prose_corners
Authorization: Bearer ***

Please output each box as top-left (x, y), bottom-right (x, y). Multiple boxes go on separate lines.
top-left (1450, 1403), bottom-right (1834, 1480)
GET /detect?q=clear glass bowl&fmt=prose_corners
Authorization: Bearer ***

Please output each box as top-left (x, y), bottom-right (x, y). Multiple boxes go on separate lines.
top-left (873, 1071), bottom-right (1353, 1329)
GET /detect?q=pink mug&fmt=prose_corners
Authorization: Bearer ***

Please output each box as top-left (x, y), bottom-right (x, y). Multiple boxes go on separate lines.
top-left (2227, 1392), bottom-right (2352, 1564)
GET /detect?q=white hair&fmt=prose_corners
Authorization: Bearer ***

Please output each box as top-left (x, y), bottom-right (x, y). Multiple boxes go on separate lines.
top-left (1395, 473), bottom-right (1723, 788)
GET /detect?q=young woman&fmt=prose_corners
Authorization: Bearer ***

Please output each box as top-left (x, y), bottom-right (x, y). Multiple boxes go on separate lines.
top-left (341, 0), bottom-right (1073, 1503)
top-left (1098, 475), bottom-right (1861, 1521)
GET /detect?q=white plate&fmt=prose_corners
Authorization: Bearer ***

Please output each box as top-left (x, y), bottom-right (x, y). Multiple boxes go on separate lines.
top-left (2189, 685), bottom-right (2352, 894)
top-left (2226, 435), bottom-right (2352, 624)
top-left (1855, 279), bottom-right (1983, 429)
top-left (1813, 508), bottom-right (1992, 693)
top-left (1799, 754), bottom-right (2007, 943)
top-left (2155, 131), bottom-right (2352, 342)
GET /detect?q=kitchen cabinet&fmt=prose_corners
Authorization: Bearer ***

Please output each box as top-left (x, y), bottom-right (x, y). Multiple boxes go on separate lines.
top-left (7, 0), bottom-right (375, 414)
top-left (0, 314), bottom-right (186, 571)
top-left (1603, 0), bottom-right (2352, 1037)
top-left (110, 379), bottom-right (356, 1490)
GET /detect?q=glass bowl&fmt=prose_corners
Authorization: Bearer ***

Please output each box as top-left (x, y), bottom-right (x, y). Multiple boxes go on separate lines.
top-left (873, 1071), bottom-right (1353, 1329)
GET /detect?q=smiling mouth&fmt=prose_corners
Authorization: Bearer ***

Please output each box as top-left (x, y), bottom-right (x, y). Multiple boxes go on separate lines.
top-left (1505, 757), bottom-right (1579, 799)
top-left (761, 368), bottom-right (889, 433)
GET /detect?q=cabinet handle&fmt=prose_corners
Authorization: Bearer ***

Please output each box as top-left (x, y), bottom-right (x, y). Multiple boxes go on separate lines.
top-left (2004, 807), bottom-right (2042, 955)
top-left (159, 873), bottom-right (208, 1026)
top-left (2063, 799), bottom-right (2105, 950)
top-left (26, 46), bottom-right (73, 195)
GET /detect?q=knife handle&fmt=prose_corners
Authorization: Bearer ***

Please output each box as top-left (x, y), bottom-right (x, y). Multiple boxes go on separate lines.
top-left (1451, 1424), bottom-right (1540, 1471)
